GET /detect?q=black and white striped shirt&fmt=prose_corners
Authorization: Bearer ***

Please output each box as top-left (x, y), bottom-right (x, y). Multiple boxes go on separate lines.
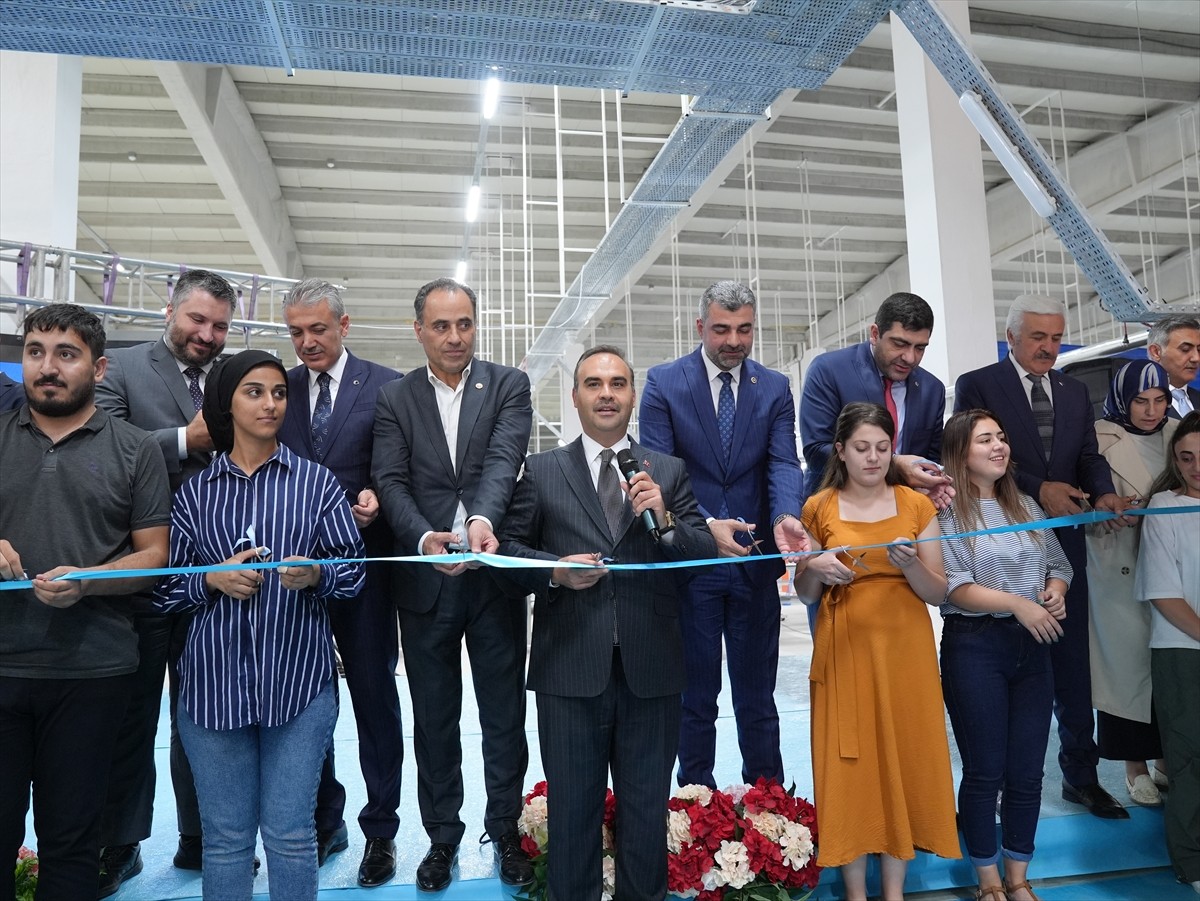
top-left (938, 495), bottom-right (1072, 617)
top-left (156, 444), bottom-right (364, 729)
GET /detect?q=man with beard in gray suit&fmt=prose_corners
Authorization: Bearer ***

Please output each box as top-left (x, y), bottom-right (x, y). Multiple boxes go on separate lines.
top-left (94, 268), bottom-right (235, 894)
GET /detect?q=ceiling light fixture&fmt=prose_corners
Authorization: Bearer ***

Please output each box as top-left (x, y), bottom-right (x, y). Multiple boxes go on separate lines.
top-left (958, 90), bottom-right (1056, 219)
top-left (126, 152), bottom-right (138, 162)
top-left (454, 260), bottom-right (468, 283)
top-left (325, 158), bottom-right (336, 169)
top-left (482, 76), bottom-right (502, 120)
top-left (465, 183), bottom-right (481, 222)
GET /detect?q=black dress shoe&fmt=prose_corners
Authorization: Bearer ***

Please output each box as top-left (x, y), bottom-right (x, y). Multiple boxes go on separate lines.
top-left (173, 834), bottom-right (203, 870)
top-left (1062, 781), bottom-right (1131, 819)
top-left (357, 837), bottom-right (397, 888)
top-left (98, 843), bottom-right (143, 898)
top-left (416, 842), bottom-right (458, 892)
top-left (493, 832), bottom-right (534, 887)
top-left (317, 822), bottom-right (350, 866)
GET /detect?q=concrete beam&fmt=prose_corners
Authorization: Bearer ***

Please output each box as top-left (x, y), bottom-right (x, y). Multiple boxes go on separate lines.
top-left (153, 62), bottom-right (302, 278)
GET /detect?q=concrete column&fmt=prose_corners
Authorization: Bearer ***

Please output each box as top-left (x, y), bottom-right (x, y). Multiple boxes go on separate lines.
top-left (891, 2), bottom-right (997, 385)
top-left (0, 51), bottom-right (83, 301)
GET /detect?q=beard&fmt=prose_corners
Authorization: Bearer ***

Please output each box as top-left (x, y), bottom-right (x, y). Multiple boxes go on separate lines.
top-left (26, 379), bottom-right (94, 417)
top-left (165, 318), bottom-right (222, 367)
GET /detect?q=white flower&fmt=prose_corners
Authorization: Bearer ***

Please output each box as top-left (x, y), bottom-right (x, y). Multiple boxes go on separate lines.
top-left (601, 855), bottom-right (616, 900)
top-left (779, 822), bottom-right (814, 870)
top-left (706, 840), bottom-right (753, 890)
top-left (745, 810), bottom-right (786, 841)
top-left (673, 784), bottom-right (714, 806)
top-left (517, 796), bottom-right (549, 851)
top-left (667, 809), bottom-right (693, 854)
top-left (722, 783), bottom-right (752, 805)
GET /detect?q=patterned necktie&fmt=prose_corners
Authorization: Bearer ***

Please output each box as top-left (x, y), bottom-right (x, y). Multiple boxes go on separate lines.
top-left (311, 371), bottom-right (333, 460)
top-left (1173, 387), bottom-right (1193, 418)
top-left (716, 372), bottom-right (735, 519)
top-left (183, 367), bottom-right (204, 413)
top-left (1027, 374), bottom-right (1054, 461)
top-left (598, 449), bottom-right (625, 540)
top-left (881, 376), bottom-right (899, 445)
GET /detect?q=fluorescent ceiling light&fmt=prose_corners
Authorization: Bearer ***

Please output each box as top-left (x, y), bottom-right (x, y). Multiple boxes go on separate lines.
top-left (958, 91), bottom-right (1056, 219)
top-left (454, 260), bottom-right (468, 283)
top-left (482, 76), bottom-right (501, 119)
top-left (465, 183), bottom-right (481, 222)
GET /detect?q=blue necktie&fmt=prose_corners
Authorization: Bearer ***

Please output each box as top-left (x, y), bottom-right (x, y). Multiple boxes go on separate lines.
top-left (311, 371), bottom-right (332, 460)
top-left (717, 371), bottom-right (734, 518)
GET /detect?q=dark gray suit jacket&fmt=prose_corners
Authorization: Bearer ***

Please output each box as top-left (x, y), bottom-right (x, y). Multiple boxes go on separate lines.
top-left (498, 438), bottom-right (716, 699)
top-left (372, 358), bottom-right (532, 612)
top-left (96, 338), bottom-right (210, 492)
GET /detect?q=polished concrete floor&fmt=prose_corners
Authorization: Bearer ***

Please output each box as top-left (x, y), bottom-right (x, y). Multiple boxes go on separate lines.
top-left (24, 597), bottom-right (1195, 900)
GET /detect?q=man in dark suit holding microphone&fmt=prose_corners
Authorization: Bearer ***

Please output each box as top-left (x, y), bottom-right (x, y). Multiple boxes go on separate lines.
top-left (500, 345), bottom-right (715, 901)
top-left (372, 277), bottom-right (533, 892)
top-left (277, 278), bottom-right (405, 887)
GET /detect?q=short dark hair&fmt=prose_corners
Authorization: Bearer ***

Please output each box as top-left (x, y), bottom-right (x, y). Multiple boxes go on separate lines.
top-left (874, 292), bottom-right (934, 335)
top-left (699, 280), bottom-right (756, 320)
top-left (818, 401), bottom-right (904, 491)
top-left (573, 344), bottom-right (634, 389)
top-left (173, 268), bottom-right (237, 312)
top-left (415, 278), bottom-right (478, 322)
top-left (23, 303), bottom-right (106, 361)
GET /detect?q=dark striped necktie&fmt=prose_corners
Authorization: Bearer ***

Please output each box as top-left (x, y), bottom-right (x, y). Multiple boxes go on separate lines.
top-left (1026, 374), bottom-right (1054, 461)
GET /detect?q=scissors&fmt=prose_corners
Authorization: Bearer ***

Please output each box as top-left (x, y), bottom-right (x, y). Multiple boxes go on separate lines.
top-left (839, 547), bottom-right (871, 573)
top-left (736, 517), bottom-right (765, 556)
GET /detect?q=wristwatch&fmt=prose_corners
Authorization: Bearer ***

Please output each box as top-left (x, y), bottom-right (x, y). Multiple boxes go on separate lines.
top-left (772, 513), bottom-right (796, 527)
top-left (658, 511), bottom-right (677, 536)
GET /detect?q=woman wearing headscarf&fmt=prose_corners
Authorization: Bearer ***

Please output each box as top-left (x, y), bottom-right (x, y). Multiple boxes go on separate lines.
top-left (156, 350), bottom-right (364, 901)
top-left (1087, 358), bottom-right (1176, 807)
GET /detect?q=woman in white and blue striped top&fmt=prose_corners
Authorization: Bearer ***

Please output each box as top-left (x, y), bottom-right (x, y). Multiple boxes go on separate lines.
top-left (156, 350), bottom-right (364, 901)
top-left (937, 409), bottom-right (1072, 901)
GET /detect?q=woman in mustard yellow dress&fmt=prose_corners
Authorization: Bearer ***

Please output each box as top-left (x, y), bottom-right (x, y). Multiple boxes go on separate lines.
top-left (796, 402), bottom-right (959, 901)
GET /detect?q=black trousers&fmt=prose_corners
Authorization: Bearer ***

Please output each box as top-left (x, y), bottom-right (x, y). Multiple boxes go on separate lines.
top-left (100, 610), bottom-right (200, 844)
top-left (1, 673), bottom-right (133, 901)
top-left (398, 570), bottom-right (528, 846)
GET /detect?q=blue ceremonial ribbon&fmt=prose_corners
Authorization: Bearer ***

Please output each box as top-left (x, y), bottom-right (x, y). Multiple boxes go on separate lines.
top-left (2, 504), bottom-right (1197, 591)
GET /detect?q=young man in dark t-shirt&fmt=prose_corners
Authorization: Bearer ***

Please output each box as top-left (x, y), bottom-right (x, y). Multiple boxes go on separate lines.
top-left (0, 304), bottom-right (170, 901)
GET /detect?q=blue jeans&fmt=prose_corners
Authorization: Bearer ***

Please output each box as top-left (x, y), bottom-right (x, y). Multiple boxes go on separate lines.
top-left (179, 679), bottom-right (336, 901)
top-left (940, 615), bottom-right (1053, 867)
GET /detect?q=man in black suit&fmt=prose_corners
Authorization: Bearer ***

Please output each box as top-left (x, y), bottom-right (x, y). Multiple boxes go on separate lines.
top-left (955, 293), bottom-right (1132, 819)
top-left (277, 278), bottom-right (404, 887)
top-left (94, 269), bottom-right (235, 894)
top-left (499, 345), bottom-right (715, 901)
top-left (1147, 313), bottom-right (1200, 419)
top-left (0, 371), bottom-right (22, 412)
top-left (372, 278), bottom-right (533, 892)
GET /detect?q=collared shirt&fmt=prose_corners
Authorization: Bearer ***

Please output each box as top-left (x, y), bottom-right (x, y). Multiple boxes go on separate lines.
top-left (0, 405), bottom-right (171, 679)
top-left (307, 349), bottom-right (348, 416)
top-left (156, 443), bottom-right (364, 729)
top-left (878, 371), bottom-right (909, 454)
top-left (416, 362), bottom-right (490, 553)
top-left (1009, 354), bottom-right (1055, 408)
top-left (169, 337), bottom-right (216, 461)
top-left (580, 432), bottom-right (632, 491)
top-left (700, 352), bottom-right (742, 412)
top-left (1171, 386), bottom-right (1195, 418)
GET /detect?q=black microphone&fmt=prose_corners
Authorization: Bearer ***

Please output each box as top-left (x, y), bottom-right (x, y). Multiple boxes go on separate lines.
top-left (616, 448), bottom-right (660, 540)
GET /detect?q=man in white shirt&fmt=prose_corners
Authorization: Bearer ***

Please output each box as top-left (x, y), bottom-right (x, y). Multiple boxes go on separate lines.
top-left (1147, 314), bottom-right (1200, 419)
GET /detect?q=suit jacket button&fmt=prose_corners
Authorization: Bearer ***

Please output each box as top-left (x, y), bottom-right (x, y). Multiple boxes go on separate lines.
top-left (457, 488), bottom-right (464, 496)
top-left (1121, 566), bottom-right (1130, 575)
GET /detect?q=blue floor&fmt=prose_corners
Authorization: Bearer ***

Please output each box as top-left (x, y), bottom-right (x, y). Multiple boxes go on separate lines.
top-left (24, 601), bottom-right (1192, 900)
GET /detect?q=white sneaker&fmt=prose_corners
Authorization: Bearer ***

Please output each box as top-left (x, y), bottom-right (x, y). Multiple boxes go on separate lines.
top-left (1126, 774), bottom-right (1163, 807)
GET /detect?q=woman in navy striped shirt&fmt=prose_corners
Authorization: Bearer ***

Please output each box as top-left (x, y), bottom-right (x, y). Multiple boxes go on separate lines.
top-left (938, 409), bottom-right (1072, 901)
top-left (156, 350), bottom-right (364, 901)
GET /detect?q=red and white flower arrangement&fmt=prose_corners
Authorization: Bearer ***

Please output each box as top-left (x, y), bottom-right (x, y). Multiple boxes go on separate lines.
top-left (516, 778), bottom-right (820, 901)
top-left (14, 846), bottom-right (38, 901)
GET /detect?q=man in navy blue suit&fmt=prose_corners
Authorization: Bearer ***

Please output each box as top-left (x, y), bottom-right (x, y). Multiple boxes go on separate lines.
top-left (1147, 313), bottom-right (1200, 419)
top-left (798, 292), bottom-right (952, 635)
top-left (277, 279), bottom-right (405, 886)
top-left (640, 281), bottom-right (811, 789)
top-left (955, 293), bottom-right (1132, 819)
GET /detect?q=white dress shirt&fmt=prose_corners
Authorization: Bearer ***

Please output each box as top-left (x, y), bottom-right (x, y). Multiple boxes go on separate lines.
top-left (1009, 354), bottom-right (1055, 408)
top-left (306, 348), bottom-right (348, 416)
